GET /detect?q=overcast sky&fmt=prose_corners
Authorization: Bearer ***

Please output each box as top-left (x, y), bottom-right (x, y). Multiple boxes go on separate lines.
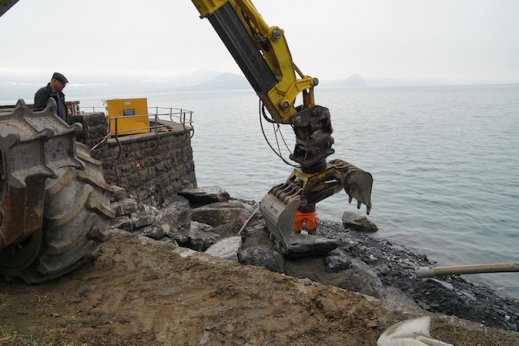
top-left (1, 0), bottom-right (518, 84)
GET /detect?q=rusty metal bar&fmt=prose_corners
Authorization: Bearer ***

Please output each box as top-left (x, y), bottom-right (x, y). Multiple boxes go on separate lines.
top-left (415, 263), bottom-right (519, 278)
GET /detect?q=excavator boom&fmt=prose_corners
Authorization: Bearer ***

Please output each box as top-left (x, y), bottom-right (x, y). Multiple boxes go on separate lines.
top-left (191, 0), bottom-right (373, 250)
top-left (192, 0), bottom-right (316, 124)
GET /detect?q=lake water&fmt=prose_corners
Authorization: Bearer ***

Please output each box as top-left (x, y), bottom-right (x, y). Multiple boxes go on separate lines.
top-left (26, 84), bottom-right (519, 299)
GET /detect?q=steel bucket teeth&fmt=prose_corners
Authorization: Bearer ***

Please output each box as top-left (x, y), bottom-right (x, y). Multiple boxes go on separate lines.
top-left (260, 187), bottom-right (301, 251)
top-left (259, 159), bottom-right (373, 251)
top-left (345, 169), bottom-right (373, 214)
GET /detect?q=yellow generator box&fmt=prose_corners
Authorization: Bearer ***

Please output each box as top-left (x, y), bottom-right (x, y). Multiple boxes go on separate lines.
top-left (106, 98), bottom-right (150, 135)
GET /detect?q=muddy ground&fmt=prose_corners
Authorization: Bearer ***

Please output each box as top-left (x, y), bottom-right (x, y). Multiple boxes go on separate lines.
top-left (1, 228), bottom-right (519, 346)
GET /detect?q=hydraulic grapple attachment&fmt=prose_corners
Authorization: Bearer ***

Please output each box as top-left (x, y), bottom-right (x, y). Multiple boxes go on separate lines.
top-left (260, 159), bottom-right (373, 251)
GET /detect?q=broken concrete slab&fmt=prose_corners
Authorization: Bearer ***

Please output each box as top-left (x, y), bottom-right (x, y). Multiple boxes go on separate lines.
top-left (205, 236), bottom-right (243, 261)
top-left (191, 201), bottom-right (245, 228)
top-left (286, 234), bottom-right (340, 258)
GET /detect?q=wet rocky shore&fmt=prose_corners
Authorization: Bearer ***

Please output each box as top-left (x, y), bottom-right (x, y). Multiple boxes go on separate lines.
top-left (111, 186), bottom-right (519, 333)
top-left (318, 221), bottom-right (519, 332)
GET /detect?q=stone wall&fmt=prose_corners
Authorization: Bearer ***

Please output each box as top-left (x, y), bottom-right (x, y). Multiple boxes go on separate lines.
top-left (68, 112), bottom-right (108, 149)
top-left (69, 113), bottom-right (197, 207)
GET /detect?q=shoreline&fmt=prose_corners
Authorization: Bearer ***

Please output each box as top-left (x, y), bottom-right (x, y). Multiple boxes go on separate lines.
top-left (1, 190), bottom-right (518, 345)
top-left (316, 219), bottom-right (519, 332)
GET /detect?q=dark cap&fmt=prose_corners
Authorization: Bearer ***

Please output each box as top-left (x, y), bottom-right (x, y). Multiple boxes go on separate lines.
top-left (52, 72), bottom-right (68, 84)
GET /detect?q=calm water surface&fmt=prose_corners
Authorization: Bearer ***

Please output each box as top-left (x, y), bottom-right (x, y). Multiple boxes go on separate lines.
top-left (75, 84), bottom-right (519, 299)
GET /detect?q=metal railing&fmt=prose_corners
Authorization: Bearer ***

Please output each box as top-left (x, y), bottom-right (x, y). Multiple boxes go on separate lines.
top-left (82, 106), bottom-right (194, 138)
top-left (84, 106), bottom-right (194, 158)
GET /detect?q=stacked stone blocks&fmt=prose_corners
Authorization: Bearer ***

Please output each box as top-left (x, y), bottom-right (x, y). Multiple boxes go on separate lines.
top-left (70, 113), bottom-right (197, 207)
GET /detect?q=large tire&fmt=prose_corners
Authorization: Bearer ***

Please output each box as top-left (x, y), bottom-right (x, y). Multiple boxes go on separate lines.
top-left (0, 143), bottom-right (114, 283)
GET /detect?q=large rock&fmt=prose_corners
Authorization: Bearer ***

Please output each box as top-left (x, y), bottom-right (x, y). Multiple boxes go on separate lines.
top-left (111, 186), bottom-right (127, 202)
top-left (342, 211), bottom-right (378, 231)
top-left (238, 247), bottom-right (285, 273)
top-left (324, 248), bottom-right (353, 273)
top-left (339, 260), bottom-right (385, 299)
top-left (241, 225), bottom-right (274, 250)
top-left (131, 211), bottom-right (157, 229)
top-left (339, 258), bottom-right (418, 308)
top-left (286, 234), bottom-right (340, 258)
top-left (187, 221), bottom-right (221, 251)
top-left (110, 215), bottom-right (134, 232)
top-left (205, 236), bottom-right (242, 261)
top-left (112, 197), bottom-right (138, 216)
top-left (156, 196), bottom-right (192, 242)
top-left (179, 186), bottom-right (230, 208)
top-left (191, 201), bottom-right (245, 228)
top-left (141, 225), bottom-right (166, 240)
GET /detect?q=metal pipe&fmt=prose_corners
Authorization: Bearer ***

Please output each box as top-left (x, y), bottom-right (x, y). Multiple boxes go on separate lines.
top-left (415, 263), bottom-right (519, 278)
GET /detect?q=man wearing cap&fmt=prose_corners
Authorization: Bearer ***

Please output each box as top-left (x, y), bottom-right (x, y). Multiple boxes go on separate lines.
top-left (34, 72), bottom-right (71, 121)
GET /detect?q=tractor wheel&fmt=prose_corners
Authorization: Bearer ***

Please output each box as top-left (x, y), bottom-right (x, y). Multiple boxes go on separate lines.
top-left (0, 143), bottom-right (114, 283)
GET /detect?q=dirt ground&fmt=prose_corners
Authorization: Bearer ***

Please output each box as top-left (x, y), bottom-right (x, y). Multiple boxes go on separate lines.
top-left (1, 229), bottom-right (519, 346)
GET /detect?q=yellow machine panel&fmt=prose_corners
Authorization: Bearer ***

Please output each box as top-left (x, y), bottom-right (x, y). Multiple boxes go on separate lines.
top-left (106, 98), bottom-right (150, 135)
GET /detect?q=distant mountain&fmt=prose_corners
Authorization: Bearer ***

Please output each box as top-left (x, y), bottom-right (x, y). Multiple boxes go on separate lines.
top-left (186, 69), bottom-right (222, 85)
top-left (184, 72), bottom-right (250, 91)
top-left (324, 74), bottom-right (368, 87)
top-left (319, 74), bottom-right (488, 88)
top-left (1, 70), bottom-right (512, 104)
top-left (364, 77), bottom-right (464, 87)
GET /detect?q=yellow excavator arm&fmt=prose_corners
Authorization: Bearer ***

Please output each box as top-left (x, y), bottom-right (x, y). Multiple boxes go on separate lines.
top-left (191, 0), bottom-right (335, 170)
top-left (192, 0), bottom-right (317, 124)
top-left (191, 0), bottom-right (373, 250)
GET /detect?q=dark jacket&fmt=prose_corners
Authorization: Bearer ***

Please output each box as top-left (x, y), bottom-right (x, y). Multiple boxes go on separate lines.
top-left (297, 203), bottom-right (316, 213)
top-left (34, 83), bottom-right (67, 120)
